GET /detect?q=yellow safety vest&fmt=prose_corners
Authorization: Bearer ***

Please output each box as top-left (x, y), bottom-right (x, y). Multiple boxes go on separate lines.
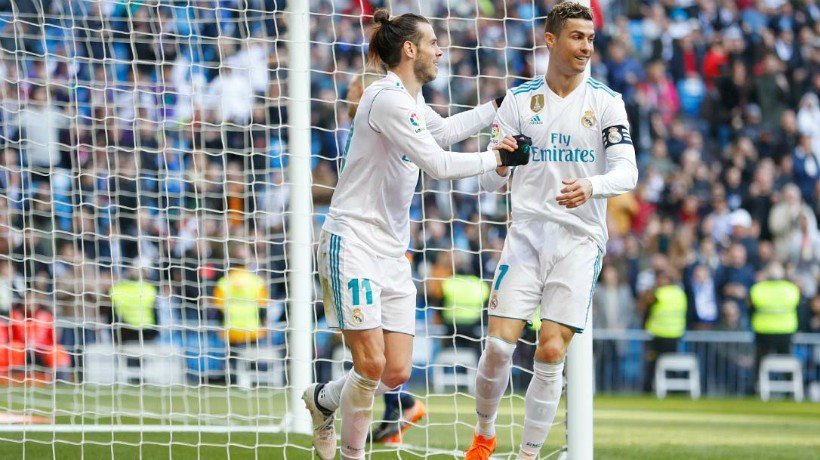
top-left (441, 275), bottom-right (489, 325)
top-left (645, 285), bottom-right (687, 339)
top-left (109, 280), bottom-right (157, 328)
top-left (750, 280), bottom-right (800, 335)
top-left (215, 268), bottom-right (267, 333)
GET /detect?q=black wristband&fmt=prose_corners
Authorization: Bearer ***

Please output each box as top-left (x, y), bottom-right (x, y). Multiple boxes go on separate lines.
top-left (494, 95), bottom-right (505, 108)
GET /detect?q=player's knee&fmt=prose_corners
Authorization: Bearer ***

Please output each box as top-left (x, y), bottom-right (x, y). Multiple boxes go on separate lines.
top-left (484, 336), bottom-right (516, 366)
top-left (354, 354), bottom-right (386, 380)
top-left (535, 338), bottom-right (566, 364)
top-left (381, 366), bottom-right (411, 388)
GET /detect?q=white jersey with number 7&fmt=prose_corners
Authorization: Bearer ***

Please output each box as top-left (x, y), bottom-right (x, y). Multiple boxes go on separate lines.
top-left (481, 75), bottom-right (638, 250)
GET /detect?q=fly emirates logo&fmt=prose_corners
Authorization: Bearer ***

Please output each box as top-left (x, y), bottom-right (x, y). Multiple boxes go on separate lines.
top-left (530, 132), bottom-right (596, 164)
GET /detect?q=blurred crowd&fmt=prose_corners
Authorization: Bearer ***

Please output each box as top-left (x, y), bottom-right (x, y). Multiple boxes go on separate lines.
top-left (0, 0), bottom-right (817, 380)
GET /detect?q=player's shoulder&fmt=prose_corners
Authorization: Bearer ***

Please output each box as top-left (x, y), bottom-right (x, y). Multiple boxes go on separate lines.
top-left (365, 77), bottom-right (413, 107)
top-left (364, 83), bottom-right (413, 123)
top-left (585, 77), bottom-right (621, 100)
top-left (510, 77), bottom-right (546, 98)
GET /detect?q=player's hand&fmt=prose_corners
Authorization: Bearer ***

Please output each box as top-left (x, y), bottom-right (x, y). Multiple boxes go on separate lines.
top-left (557, 178), bottom-right (592, 208)
top-left (495, 134), bottom-right (531, 167)
top-left (493, 135), bottom-right (517, 153)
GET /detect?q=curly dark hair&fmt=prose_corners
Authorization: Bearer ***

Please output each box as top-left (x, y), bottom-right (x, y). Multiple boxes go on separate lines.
top-left (545, 1), bottom-right (593, 35)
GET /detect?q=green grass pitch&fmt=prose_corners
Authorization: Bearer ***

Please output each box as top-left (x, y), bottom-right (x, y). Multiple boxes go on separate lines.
top-left (0, 385), bottom-right (817, 459)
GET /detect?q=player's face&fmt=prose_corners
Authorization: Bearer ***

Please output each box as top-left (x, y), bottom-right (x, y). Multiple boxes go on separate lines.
top-left (412, 23), bottom-right (442, 84)
top-left (545, 18), bottom-right (595, 75)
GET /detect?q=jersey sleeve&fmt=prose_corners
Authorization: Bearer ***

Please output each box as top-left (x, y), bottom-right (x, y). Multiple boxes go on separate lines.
top-left (368, 90), bottom-right (498, 180)
top-left (480, 90), bottom-right (518, 192)
top-left (422, 101), bottom-right (496, 147)
top-left (587, 95), bottom-right (638, 198)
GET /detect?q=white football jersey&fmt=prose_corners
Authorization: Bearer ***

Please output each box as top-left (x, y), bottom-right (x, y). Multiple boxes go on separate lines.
top-left (481, 75), bottom-right (638, 250)
top-left (323, 71), bottom-right (498, 258)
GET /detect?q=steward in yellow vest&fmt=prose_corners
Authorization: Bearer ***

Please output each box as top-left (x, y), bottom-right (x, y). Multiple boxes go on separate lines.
top-left (108, 265), bottom-right (158, 343)
top-left (213, 266), bottom-right (269, 345)
top-left (645, 284), bottom-right (688, 339)
top-left (750, 280), bottom-right (800, 335)
top-left (750, 263), bottom-right (801, 383)
top-left (441, 275), bottom-right (490, 326)
top-left (638, 269), bottom-right (687, 392)
top-left (440, 274), bottom-right (489, 352)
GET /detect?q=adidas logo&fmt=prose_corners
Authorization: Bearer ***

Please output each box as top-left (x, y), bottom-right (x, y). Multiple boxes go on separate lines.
top-left (529, 114), bottom-right (543, 125)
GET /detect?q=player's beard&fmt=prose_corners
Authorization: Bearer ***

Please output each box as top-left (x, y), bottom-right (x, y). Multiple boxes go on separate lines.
top-left (414, 58), bottom-right (437, 84)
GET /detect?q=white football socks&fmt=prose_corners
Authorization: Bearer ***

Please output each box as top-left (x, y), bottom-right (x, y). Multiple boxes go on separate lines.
top-left (339, 369), bottom-right (379, 459)
top-left (519, 359), bottom-right (564, 458)
top-left (318, 373), bottom-right (394, 413)
top-left (474, 336), bottom-right (517, 438)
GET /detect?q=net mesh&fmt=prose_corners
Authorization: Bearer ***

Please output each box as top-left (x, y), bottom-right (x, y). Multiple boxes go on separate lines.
top-left (0, 1), bottom-right (566, 457)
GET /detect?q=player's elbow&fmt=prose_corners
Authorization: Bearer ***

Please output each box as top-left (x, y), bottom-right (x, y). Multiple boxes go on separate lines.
top-left (422, 162), bottom-right (451, 181)
top-left (627, 165), bottom-right (639, 191)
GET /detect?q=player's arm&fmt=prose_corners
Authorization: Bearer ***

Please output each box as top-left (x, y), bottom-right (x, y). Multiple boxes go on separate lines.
top-left (422, 99), bottom-right (496, 148)
top-left (480, 90), bottom-right (520, 192)
top-left (369, 90), bottom-right (525, 180)
top-left (557, 97), bottom-right (638, 208)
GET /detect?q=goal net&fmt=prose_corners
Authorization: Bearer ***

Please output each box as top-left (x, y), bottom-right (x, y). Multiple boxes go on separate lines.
top-left (0, 1), bottom-right (591, 458)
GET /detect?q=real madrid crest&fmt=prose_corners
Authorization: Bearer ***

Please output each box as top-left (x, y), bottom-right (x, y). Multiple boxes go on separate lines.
top-left (581, 109), bottom-right (596, 128)
top-left (489, 293), bottom-right (499, 310)
top-left (530, 94), bottom-right (544, 113)
top-left (607, 126), bottom-right (622, 144)
top-left (351, 308), bottom-right (364, 325)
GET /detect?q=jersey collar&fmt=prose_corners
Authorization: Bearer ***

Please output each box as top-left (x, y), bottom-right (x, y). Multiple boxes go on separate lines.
top-left (386, 71), bottom-right (407, 92)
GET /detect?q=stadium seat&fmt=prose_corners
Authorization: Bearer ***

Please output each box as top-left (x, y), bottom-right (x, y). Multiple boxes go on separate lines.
top-left (117, 343), bottom-right (186, 386)
top-left (83, 343), bottom-right (118, 385)
top-left (655, 353), bottom-right (700, 399)
top-left (758, 355), bottom-right (803, 402)
top-left (234, 345), bottom-right (285, 389)
top-left (431, 347), bottom-right (478, 393)
top-left (808, 382), bottom-right (820, 403)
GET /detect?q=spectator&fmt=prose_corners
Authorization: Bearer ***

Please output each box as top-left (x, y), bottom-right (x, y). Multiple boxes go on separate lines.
top-left (593, 264), bottom-right (635, 388)
top-left (795, 93), bottom-right (820, 155)
top-left (685, 264), bottom-right (719, 330)
top-left (7, 294), bottom-right (71, 372)
top-left (805, 295), bottom-right (820, 333)
top-left (714, 242), bottom-right (756, 327)
top-left (638, 269), bottom-right (687, 393)
top-left (792, 134), bottom-right (819, 207)
top-left (769, 183), bottom-right (818, 261)
top-left (0, 260), bottom-right (14, 316)
top-left (212, 241), bottom-right (268, 347)
top-left (754, 53), bottom-right (792, 129)
top-left (8, 84), bottom-right (70, 170)
top-left (439, 251), bottom-right (489, 353)
top-left (749, 262), bottom-right (801, 384)
top-left (107, 260), bottom-right (159, 344)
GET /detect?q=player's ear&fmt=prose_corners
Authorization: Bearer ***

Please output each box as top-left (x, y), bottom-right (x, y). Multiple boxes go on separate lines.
top-left (544, 32), bottom-right (555, 49)
top-left (403, 40), bottom-right (416, 59)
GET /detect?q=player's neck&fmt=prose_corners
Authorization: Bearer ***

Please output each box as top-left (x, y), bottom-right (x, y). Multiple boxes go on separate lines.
top-left (392, 66), bottom-right (422, 99)
top-left (545, 67), bottom-right (585, 98)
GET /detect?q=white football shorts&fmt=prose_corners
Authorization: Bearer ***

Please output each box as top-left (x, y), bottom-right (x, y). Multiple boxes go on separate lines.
top-left (317, 230), bottom-right (417, 336)
top-left (488, 219), bottom-right (603, 333)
